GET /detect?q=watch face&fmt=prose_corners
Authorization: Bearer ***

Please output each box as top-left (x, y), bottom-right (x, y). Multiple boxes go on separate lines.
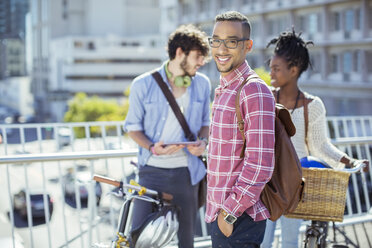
top-left (225, 214), bottom-right (237, 224)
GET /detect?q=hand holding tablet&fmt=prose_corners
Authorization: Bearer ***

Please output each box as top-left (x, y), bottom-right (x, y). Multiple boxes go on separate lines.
top-left (162, 141), bottom-right (199, 146)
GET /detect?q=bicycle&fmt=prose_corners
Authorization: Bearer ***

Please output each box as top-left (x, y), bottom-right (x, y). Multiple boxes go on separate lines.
top-left (285, 158), bottom-right (368, 248)
top-left (92, 174), bottom-right (179, 248)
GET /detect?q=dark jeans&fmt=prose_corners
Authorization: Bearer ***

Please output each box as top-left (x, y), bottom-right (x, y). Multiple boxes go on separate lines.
top-left (211, 212), bottom-right (266, 248)
top-left (131, 165), bottom-right (198, 248)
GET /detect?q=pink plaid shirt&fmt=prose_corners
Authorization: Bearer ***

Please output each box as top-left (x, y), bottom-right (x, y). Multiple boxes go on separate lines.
top-left (205, 61), bottom-right (275, 223)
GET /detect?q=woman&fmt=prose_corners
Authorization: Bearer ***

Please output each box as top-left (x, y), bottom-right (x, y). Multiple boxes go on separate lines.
top-left (261, 29), bottom-right (369, 248)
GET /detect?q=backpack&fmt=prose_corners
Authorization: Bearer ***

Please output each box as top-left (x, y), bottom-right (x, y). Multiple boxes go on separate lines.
top-left (235, 75), bottom-right (305, 221)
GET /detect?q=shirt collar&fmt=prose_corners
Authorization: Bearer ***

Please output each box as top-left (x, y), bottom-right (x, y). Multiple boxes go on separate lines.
top-left (220, 60), bottom-right (251, 88)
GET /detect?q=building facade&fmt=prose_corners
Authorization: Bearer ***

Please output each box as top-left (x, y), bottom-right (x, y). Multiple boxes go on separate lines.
top-left (48, 36), bottom-right (163, 121)
top-left (30, 0), bottom-right (163, 122)
top-left (0, 0), bottom-right (28, 79)
top-left (0, 77), bottom-right (33, 117)
top-left (162, 0), bottom-right (372, 116)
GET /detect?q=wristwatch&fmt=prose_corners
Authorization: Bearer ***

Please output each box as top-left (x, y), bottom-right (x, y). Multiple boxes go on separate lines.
top-left (220, 209), bottom-right (237, 225)
top-left (198, 137), bottom-right (208, 146)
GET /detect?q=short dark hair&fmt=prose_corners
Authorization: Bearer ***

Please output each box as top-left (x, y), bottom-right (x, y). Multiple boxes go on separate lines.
top-left (215, 11), bottom-right (251, 39)
top-left (167, 24), bottom-right (209, 60)
top-left (267, 28), bottom-right (313, 76)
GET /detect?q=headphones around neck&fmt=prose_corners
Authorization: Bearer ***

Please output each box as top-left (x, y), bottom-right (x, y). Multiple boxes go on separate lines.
top-left (165, 62), bottom-right (191, 88)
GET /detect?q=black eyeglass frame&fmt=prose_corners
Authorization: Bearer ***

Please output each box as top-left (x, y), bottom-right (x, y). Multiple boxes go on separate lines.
top-left (208, 37), bottom-right (250, 49)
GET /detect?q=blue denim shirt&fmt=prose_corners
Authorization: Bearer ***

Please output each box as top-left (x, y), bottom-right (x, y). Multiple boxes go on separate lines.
top-left (123, 62), bottom-right (211, 185)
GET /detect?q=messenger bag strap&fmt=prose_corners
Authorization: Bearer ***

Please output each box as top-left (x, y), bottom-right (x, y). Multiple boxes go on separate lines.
top-left (235, 74), bottom-right (260, 158)
top-left (151, 71), bottom-right (196, 141)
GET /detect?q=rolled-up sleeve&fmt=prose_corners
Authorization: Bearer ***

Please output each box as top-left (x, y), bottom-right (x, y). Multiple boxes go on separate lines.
top-left (123, 79), bottom-right (146, 133)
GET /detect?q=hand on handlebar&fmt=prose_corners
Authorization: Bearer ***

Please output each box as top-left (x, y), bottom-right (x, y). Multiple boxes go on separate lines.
top-left (352, 159), bottom-right (369, 173)
top-left (92, 174), bottom-right (173, 201)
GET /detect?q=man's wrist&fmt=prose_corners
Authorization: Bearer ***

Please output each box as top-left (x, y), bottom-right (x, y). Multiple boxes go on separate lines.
top-left (148, 143), bottom-right (154, 151)
top-left (220, 209), bottom-right (237, 224)
top-left (198, 137), bottom-right (208, 146)
top-left (149, 143), bottom-right (158, 155)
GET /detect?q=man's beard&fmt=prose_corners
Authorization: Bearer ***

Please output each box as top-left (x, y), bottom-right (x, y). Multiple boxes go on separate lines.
top-left (180, 56), bottom-right (194, 77)
top-left (215, 61), bottom-right (233, 73)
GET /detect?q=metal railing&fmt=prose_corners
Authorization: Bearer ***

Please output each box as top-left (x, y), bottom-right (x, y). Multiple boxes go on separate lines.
top-left (0, 116), bottom-right (371, 248)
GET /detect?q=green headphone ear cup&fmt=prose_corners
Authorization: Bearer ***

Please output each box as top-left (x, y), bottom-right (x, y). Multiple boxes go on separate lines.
top-left (166, 63), bottom-right (192, 87)
top-left (184, 76), bottom-right (191, 87)
top-left (174, 76), bottom-right (185, 87)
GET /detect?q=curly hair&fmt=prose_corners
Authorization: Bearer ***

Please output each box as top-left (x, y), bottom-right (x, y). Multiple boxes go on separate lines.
top-left (267, 28), bottom-right (313, 76)
top-left (167, 24), bottom-right (209, 60)
top-left (215, 11), bottom-right (251, 39)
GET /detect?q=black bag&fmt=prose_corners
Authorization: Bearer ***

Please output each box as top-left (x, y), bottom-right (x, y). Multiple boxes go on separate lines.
top-left (197, 156), bottom-right (207, 208)
top-left (152, 71), bottom-right (208, 209)
top-left (235, 75), bottom-right (305, 221)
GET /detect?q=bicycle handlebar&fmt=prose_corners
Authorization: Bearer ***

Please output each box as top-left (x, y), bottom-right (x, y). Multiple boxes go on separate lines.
top-left (338, 160), bottom-right (367, 174)
top-left (92, 174), bottom-right (173, 201)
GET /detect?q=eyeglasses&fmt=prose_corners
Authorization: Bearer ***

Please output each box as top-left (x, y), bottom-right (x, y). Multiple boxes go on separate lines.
top-left (208, 38), bottom-right (250, 49)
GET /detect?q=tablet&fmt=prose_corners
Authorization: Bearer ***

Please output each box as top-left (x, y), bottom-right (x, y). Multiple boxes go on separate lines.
top-left (163, 141), bottom-right (199, 146)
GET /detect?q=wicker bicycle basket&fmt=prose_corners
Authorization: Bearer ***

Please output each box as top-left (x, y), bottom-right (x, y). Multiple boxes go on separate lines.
top-left (285, 167), bottom-right (350, 222)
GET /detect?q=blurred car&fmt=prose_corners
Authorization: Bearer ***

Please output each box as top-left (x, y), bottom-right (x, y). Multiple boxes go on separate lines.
top-left (58, 127), bottom-right (72, 147)
top-left (62, 167), bottom-right (102, 207)
top-left (106, 141), bottom-right (121, 150)
top-left (13, 189), bottom-right (54, 219)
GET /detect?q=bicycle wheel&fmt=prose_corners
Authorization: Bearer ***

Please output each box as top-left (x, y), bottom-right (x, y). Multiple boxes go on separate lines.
top-left (305, 236), bottom-right (318, 248)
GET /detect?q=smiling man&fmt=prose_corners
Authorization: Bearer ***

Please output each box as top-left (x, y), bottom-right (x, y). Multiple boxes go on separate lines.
top-left (205, 11), bottom-right (276, 248)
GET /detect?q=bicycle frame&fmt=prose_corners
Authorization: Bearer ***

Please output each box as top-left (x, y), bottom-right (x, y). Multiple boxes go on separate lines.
top-left (92, 175), bottom-right (174, 248)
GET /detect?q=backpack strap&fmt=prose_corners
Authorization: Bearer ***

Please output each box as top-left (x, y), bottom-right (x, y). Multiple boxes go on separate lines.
top-left (235, 75), bottom-right (260, 158)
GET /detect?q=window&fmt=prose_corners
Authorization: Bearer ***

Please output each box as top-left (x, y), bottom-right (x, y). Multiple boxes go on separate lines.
top-left (352, 50), bottom-right (360, 73)
top-left (331, 54), bottom-right (338, 73)
top-left (268, 19), bottom-right (275, 36)
top-left (308, 14), bottom-right (318, 34)
top-left (309, 52), bottom-right (320, 75)
top-left (251, 22), bottom-right (259, 38)
top-left (343, 52), bottom-right (352, 74)
top-left (370, 5), bottom-right (372, 28)
top-left (332, 12), bottom-right (340, 31)
top-left (344, 9), bottom-right (354, 32)
top-left (267, 17), bottom-right (289, 36)
top-left (355, 8), bottom-right (361, 30)
top-left (367, 51), bottom-right (372, 73)
top-left (294, 15), bottom-right (306, 32)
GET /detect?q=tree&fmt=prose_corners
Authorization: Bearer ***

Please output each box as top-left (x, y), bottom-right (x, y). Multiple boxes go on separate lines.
top-left (254, 67), bottom-right (271, 86)
top-left (64, 93), bottom-right (129, 137)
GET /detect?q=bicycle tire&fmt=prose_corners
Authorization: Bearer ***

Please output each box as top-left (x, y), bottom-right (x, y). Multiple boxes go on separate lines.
top-left (306, 236), bottom-right (318, 248)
